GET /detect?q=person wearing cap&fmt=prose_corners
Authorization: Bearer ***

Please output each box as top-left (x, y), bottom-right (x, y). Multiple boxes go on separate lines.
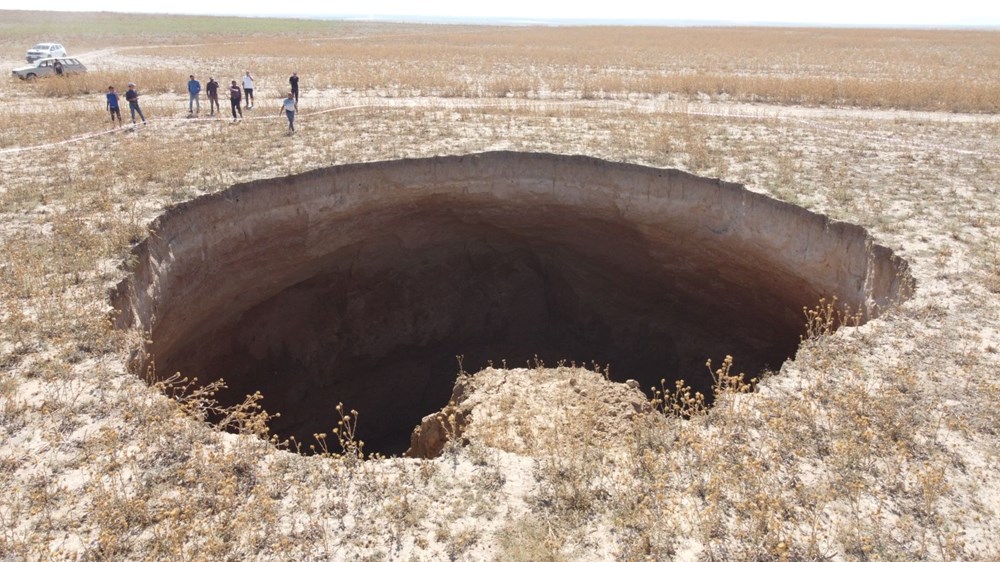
top-left (206, 77), bottom-right (220, 116)
top-left (124, 82), bottom-right (147, 126)
top-left (187, 74), bottom-right (201, 115)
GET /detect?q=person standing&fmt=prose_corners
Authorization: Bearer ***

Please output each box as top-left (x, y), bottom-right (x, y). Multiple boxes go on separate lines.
top-left (206, 77), bottom-right (220, 116)
top-left (124, 82), bottom-right (147, 126)
top-left (106, 85), bottom-right (122, 128)
top-left (278, 91), bottom-right (297, 133)
top-left (242, 70), bottom-right (255, 109)
top-left (229, 80), bottom-right (243, 122)
top-left (187, 75), bottom-right (201, 115)
top-left (289, 72), bottom-right (299, 102)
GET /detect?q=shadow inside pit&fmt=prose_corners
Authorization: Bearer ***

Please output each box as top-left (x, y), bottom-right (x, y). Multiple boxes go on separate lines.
top-left (158, 209), bottom-right (805, 456)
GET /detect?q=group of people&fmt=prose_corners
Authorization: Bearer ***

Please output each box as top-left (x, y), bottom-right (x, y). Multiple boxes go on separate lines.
top-left (104, 82), bottom-right (147, 128)
top-left (188, 71), bottom-right (256, 120)
top-left (105, 71), bottom-right (301, 132)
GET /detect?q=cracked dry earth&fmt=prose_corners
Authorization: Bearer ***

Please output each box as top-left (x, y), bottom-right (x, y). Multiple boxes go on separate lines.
top-left (1, 50), bottom-right (999, 561)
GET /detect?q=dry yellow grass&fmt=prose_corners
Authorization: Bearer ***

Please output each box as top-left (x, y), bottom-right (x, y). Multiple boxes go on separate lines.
top-left (4, 10), bottom-right (998, 111)
top-left (1, 10), bottom-right (999, 561)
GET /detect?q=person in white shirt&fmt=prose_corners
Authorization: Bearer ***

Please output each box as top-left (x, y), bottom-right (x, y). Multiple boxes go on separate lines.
top-left (242, 70), bottom-right (255, 109)
top-left (279, 91), bottom-right (297, 133)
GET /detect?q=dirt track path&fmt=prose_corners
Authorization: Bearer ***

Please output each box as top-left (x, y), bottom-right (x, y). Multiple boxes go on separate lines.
top-left (4, 90), bottom-right (998, 158)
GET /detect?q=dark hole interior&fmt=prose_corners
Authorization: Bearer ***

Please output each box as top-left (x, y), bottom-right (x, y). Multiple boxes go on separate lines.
top-left (159, 203), bottom-right (805, 456)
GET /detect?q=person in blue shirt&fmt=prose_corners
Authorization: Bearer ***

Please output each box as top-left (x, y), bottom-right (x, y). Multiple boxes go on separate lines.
top-left (106, 85), bottom-right (122, 128)
top-left (188, 75), bottom-right (201, 115)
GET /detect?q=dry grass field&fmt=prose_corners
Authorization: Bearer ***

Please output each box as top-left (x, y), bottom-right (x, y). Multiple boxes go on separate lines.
top-left (1, 9), bottom-right (999, 561)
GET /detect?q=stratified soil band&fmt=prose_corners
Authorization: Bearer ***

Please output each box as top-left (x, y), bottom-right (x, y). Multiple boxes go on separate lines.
top-left (112, 152), bottom-right (911, 455)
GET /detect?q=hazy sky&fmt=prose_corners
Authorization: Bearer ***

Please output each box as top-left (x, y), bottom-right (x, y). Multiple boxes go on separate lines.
top-left (4, 0), bottom-right (999, 27)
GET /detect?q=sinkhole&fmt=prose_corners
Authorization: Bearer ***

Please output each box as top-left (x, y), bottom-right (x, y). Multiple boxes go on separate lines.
top-left (112, 152), bottom-right (912, 457)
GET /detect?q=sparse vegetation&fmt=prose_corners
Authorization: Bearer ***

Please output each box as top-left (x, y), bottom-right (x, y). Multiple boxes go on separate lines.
top-left (1, 10), bottom-right (999, 561)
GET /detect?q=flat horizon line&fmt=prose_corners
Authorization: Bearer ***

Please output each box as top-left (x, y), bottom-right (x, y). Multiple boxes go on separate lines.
top-left (13, 9), bottom-right (1000, 30)
top-left (323, 14), bottom-right (1000, 29)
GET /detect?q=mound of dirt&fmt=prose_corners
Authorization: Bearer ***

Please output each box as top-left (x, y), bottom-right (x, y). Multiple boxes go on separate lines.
top-left (407, 367), bottom-right (653, 458)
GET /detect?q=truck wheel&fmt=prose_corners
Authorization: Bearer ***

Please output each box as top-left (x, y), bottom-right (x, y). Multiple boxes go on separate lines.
top-left (25, 73), bottom-right (37, 80)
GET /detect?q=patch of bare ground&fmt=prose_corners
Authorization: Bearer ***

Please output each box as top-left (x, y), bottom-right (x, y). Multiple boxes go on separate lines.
top-left (1, 11), bottom-right (999, 561)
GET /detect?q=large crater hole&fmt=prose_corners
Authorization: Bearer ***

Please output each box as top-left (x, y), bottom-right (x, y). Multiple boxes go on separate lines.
top-left (113, 152), bottom-right (911, 456)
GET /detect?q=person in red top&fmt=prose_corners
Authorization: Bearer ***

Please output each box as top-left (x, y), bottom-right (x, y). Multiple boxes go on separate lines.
top-left (229, 80), bottom-right (243, 122)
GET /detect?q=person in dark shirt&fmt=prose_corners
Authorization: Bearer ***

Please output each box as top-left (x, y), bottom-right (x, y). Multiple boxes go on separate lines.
top-left (124, 82), bottom-right (146, 126)
top-left (206, 77), bottom-right (220, 116)
top-left (229, 80), bottom-right (243, 121)
top-left (289, 72), bottom-right (299, 102)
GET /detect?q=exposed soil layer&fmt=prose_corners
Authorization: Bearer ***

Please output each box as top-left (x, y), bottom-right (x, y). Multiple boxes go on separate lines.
top-left (113, 152), bottom-right (911, 455)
